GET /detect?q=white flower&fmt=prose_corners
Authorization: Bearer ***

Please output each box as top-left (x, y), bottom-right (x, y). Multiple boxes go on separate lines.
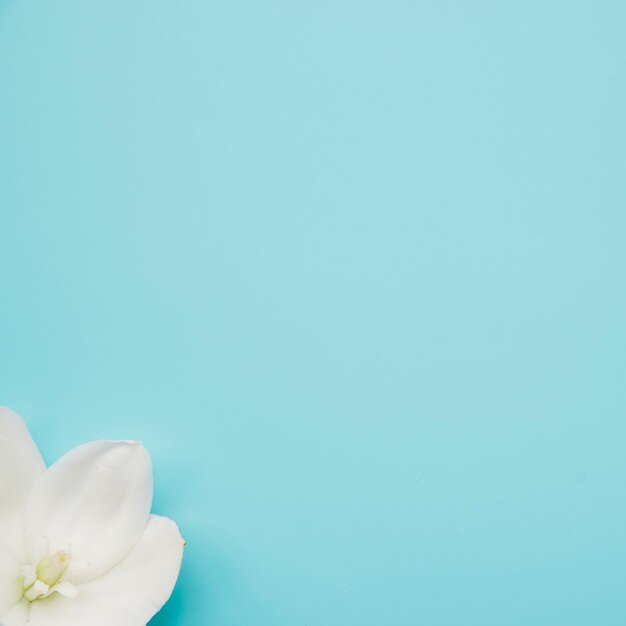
top-left (0, 407), bottom-right (185, 626)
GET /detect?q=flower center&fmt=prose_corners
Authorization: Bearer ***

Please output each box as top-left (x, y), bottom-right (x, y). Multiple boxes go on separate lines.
top-left (22, 548), bottom-right (75, 602)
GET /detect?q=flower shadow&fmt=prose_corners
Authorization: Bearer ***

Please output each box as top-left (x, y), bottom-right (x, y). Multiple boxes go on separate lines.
top-left (147, 540), bottom-right (233, 626)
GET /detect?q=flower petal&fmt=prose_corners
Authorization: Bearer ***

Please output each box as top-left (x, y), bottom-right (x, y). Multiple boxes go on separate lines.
top-left (0, 407), bottom-right (46, 557)
top-left (0, 540), bottom-right (23, 617)
top-left (25, 515), bottom-right (185, 626)
top-left (24, 441), bottom-right (153, 583)
top-left (0, 599), bottom-right (29, 626)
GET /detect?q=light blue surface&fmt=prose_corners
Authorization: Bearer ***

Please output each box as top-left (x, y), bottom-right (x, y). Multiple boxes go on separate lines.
top-left (1, 1), bottom-right (626, 624)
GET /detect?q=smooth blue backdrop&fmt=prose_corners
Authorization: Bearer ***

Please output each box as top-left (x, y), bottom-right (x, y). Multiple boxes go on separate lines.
top-left (1, 1), bottom-right (626, 624)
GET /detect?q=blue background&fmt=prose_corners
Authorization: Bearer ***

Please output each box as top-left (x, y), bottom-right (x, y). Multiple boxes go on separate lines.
top-left (1, 1), bottom-right (626, 624)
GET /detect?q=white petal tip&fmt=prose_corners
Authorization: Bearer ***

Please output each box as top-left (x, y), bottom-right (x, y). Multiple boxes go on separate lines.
top-left (50, 580), bottom-right (80, 599)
